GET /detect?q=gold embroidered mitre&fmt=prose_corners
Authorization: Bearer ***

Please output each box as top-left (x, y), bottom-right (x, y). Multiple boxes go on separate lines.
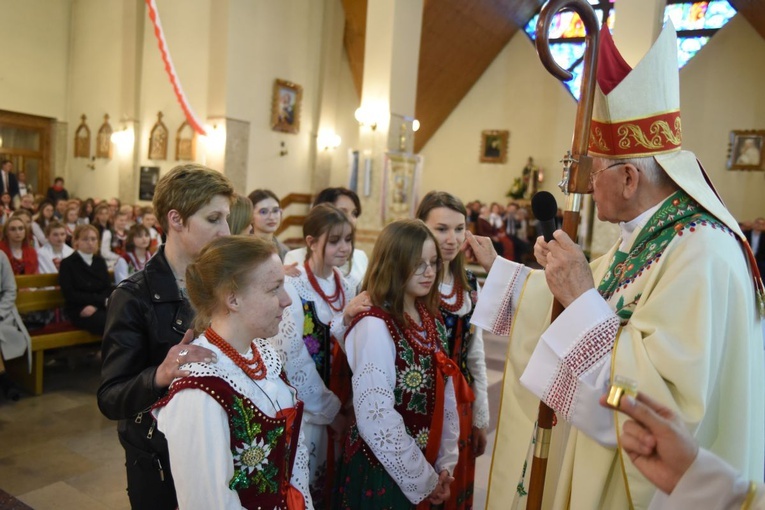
top-left (589, 24), bottom-right (681, 159)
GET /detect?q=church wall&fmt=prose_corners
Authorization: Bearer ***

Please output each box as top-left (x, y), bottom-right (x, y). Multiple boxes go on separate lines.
top-left (65, 0), bottom-right (127, 200)
top-left (418, 32), bottom-right (576, 208)
top-left (679, 16), bottom-right (765, 222)
top-left (0, 0), bottom-right (71, 120)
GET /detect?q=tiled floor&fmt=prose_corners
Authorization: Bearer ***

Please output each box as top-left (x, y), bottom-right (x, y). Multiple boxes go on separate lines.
top-left (0, 334), bottom-right (509, 510)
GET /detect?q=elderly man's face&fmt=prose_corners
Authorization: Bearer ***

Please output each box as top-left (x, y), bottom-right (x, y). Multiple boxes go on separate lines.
top-left (589, 160), bottom-right (628, 223)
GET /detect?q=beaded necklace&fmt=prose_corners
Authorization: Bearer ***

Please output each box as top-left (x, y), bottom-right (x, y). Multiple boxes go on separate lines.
top-left (304, 260), bottom-right (346, 312)
top-left (439, 275), bottom-right (464, 313)
top-left (404, 301), bottom-right (438, 353)
top-left (205, 327), bottom-right (267, 380)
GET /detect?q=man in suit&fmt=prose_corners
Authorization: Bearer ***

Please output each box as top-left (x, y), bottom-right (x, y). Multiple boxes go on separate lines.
top-left (744, 217), bottom-right (765, 276)
top-left (0, 160), bottom-right (20, 201)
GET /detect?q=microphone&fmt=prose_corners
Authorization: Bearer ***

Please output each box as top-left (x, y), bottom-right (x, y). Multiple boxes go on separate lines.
top-left (531, 191), bottom-right (558, 242)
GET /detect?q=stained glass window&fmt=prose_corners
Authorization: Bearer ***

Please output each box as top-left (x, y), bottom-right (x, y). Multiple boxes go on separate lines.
top-left (523, 0), bottom-right (737, 100)
top-left (663, 1), bottom-right (737, 68)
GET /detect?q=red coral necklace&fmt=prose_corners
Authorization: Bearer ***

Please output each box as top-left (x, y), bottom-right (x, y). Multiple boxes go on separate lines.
top-left (404, 301), bottom-right (438, 353)
top-left (439, 274), bottom-right (464, 313)
top-left (304, 261), bottom-right (346, 312)
top-left (205, 327), bottom-right (267, 380)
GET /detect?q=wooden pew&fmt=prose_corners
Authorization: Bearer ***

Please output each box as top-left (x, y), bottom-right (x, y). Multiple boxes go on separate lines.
top-left (6, 273), bottom-right (102, 395)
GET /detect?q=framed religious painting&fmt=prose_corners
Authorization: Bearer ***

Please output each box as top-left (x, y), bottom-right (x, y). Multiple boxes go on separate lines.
top-left (480, 129), bottom-right (509, 163)
top-left (271, 79), bottom-right (303, 134)
top-left (727, 130), bottom-right (765, 171)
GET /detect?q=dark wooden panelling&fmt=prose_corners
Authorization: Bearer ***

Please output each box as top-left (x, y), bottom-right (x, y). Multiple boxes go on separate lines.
top-left (414, 0), bottom-right (543, 152)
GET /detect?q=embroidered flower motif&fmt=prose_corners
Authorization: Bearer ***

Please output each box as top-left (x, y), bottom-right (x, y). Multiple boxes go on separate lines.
top-left (372, 428), bottom-right (394, 449)
top-left (413, 427), bottom-right (430, 449)
top-left (398, 367), bottom-right (426, 393)
top-left (367, 401), bottom-right (387, 422)
top-left (304, 335), bottom-right (320, 355)
top-left (303, 314), bottom-right (315, 336)
top-left (233, 438), bottom-right (271, 474)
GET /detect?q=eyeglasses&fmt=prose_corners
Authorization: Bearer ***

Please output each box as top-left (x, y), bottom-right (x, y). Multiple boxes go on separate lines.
top-left (257, 207), bottom-right (282, 217)
top-left (413, 259), bottom-right (443, 276)
top-left (589, 161), bottom-right (624, 186)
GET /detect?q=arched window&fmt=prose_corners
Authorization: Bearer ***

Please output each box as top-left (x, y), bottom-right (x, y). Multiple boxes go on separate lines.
top-left (523, 0), bottom-right (737, 100)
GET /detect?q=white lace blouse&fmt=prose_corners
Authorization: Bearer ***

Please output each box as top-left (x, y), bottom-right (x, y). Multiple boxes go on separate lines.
top-left (154, 335), bottom-right (313, 510)
top-left (269, 266), bottom-right (356, 425)
top-left (346, 316), bottom-right (460, 504)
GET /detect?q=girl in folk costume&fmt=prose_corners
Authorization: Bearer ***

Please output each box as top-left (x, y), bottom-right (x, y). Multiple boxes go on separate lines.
top-left (416, 192), bottom-right (489, 510)
top-left (153, 236), bottom-right (313, 510)
top-left (0, 216), bottom-right (38, 275)
top-left (334, 219), bottom-right (467, 509)
top-left (271, 203), bottom-right (364, 507)
top-left (113, 224), bottom-right (153, 284)
top-left (140, 209), bottom-right (164, 254)
top-left (101, 210), bottom-right (129, 269)
top-left (283, 187), bottom-right (368, 288)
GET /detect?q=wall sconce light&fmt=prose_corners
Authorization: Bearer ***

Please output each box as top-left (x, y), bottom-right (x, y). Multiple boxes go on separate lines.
top-left (202, 122), bottom-right (227, 154)
top-left (412, 119), bottom-right (420, 132)
top-left (111, 122), bottom-right (135, 155)
top-left (317, 130), bottom-right (342, 151)
top-left (354, 107), bottom-right (377, 130)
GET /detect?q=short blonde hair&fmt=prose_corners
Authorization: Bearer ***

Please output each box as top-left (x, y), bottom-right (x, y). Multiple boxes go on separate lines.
top-left (153, 164), bottom-right (234, 233)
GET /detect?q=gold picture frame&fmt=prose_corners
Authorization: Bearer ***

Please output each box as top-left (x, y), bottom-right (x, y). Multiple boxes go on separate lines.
top-left (480, 129), bottom-right (509, 164)
top-left (271, 79), bottom-right (303, 134)
top-left (74, 114), bottom-right (91, 158)
top-left (727, 130), bottom-right (765, 170)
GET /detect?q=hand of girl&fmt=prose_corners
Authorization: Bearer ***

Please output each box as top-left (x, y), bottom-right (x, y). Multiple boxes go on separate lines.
top-left (343, 291), bottom-right (371, 326)
top-left (472, 426), bottom-right (488, 457)
top-left (80, 305), bottom-right (97, 317)
top-left (283, 262), bottom-right (300, 277)
top-left (329, 409), bottom-right (349, 436)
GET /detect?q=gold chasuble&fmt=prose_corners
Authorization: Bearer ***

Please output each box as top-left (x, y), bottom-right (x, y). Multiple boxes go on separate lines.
top-left (475, 24), bottom-right (765, 510)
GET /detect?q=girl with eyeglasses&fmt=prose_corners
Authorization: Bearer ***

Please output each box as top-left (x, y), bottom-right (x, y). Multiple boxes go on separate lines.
top-left (248, 189), bottom-right (289, 261)
top-left (416, 191), bottom-right (489, 510)
top-left (271, 203), bottom-right (367, 507)
top-left (333, 219), bottom-right (467, 509)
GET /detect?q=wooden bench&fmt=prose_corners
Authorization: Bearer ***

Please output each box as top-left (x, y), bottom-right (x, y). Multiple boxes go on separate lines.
top-left (6, 273), bottom-right (102, 395)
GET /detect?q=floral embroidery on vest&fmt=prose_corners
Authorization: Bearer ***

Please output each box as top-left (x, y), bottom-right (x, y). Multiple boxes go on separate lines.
top-left (229, 394), bottom-right (285, 492)
top-left (301, 298), bottom-right (331, 385)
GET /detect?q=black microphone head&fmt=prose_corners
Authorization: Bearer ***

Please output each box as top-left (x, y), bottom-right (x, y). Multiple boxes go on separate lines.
top-left (531, 191), bottom-right (558, 222)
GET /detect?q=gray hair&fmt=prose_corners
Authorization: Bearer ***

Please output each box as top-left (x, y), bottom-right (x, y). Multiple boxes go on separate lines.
top-left (594, 156), bottom-right (678, 190)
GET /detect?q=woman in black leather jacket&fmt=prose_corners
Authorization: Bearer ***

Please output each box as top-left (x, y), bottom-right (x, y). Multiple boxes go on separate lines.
top-left (97, 164), bottom-right (234, 510)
